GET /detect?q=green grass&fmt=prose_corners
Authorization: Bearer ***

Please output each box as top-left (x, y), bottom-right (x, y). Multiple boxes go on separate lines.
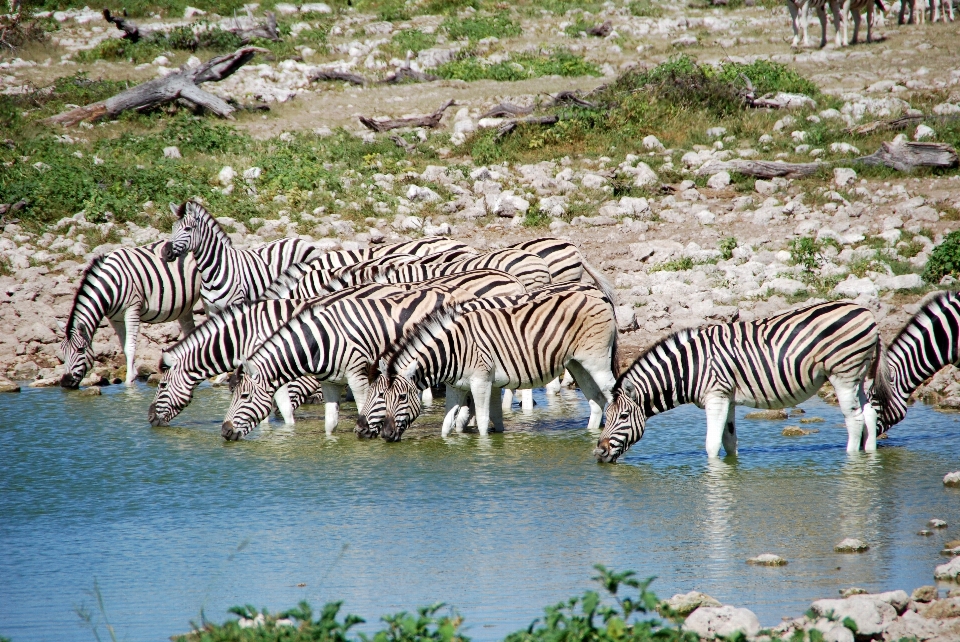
top-left (441, 13), bottom-right (522, 41)
top-left (649, 257), bottom-right (694, 272)
top-left (923, 230), bottom-right (960, 283)
top-left (381, 29), bottom-right (438, 58)
top-left (627, 0), bottom-right (665, 17)
top-left (435, 49), bottom-right (600, 81)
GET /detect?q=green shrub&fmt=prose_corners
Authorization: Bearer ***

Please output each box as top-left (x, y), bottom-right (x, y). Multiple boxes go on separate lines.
top-left (435, 50), bottom-right (599, 81)
top-left (789, 236), bottom-right (823, 272)
top-left (382, 29), bottom-right (438, 58)
top-left (442, 14), bottom-right (522, 41)
top-left (628, 0), bottom-right (664, 17)
top-left (649, 257), bottom-right (694, 273)
top-left (923, 231), bottom-right (960, 283)
top-left (719, 237), bottom-right (737, 260)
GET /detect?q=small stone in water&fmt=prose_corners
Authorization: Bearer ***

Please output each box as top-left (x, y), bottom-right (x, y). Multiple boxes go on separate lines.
top-left (745, 409), bottom-right (788, 420)
top-left (79, 387), bottom-right (101, 397)
top-left (942, 540), bottom-right (960, 556)
top-left (789, 408), bottom-right (805, 416)
top-left (929, 519), bottom-right (948, 529)
top-left (747, 553), bottom-right (787, 566)
top-left (800, 417), bottom-right (825, 424)
top-left (840, 587), bottom-right (867, 597)
top-left (658, 591), bottom-right (722, 616)
top-left (782, 426), bottom-right (819, 436)
top-left (912, 586), bottom-right (938, 602)
top-left (919, 530), bottom-right (933, 536)
top-left (944, 471), bottom-right (960, 487)
top-left (835, 538), bottom-right (870, 553)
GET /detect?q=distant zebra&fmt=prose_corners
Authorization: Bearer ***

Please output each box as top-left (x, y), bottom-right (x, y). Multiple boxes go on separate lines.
top-left (162, 201), bottom-right (321, 313)
top-left (358, 287), bottom-right (618, 442)
top-left (836, 0), bottom-right (875, 44)
top-left (304, 238), bottom-right (477, 272)
top-left (262, 247), bottom-right (551, 300)
top-left (787, 0), bottom-right (841, 47)
top-left (148, 298), bottom-right (326, 427)
top-left (873, 291), bottom-right (960, 432)
top-left (509, 238), bottom-right (616, 302)
top-left (60, 241), bottom-right (200, 388)
top-left (221, 271), bottom-right (528, 439)
top-left (595, 301), bottom-right (889, 463)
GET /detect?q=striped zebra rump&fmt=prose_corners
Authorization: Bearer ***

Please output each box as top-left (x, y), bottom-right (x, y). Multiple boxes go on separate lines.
top-left (60, 241), bottom-right (200, 388)
top-left (260, 254), bottom-right (422, 300)
top-left (875, 291), bottom-right (960, 431)
top-left (221, 284), bottom-right (483, 440)
top-left (362, 289), bottom-right (618, 441)
top-left (596, 301), bottom-right (882, 462)
top-left (508, 238), bottom-right (615, 302)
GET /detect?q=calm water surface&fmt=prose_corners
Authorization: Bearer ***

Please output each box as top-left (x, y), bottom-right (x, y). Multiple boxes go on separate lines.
top-left (1, 384), bottom-right (959, 641)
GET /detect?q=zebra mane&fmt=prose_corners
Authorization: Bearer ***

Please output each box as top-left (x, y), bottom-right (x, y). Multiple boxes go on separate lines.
top-left (64, 254), bottom-right (109, 339)
top-left (889, 290), bottom-right (958, 349)
top-left (180, 199), bottom-right (232, 247)
top-left (384, 302), bottom-right (465, 377)
top-left (613, 326), bottom-right (701, 394)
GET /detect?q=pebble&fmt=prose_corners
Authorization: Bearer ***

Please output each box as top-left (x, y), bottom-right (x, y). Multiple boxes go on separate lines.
top-left (79, 387), bottom-right (102, 397)
top-left (744, 409), bottom-right (788, 420)
top-left (929, 519), bottom-right (948, 529)
top-left (834, 538), bottom-right (870, 553)
top-left (944, 471), bottom-right (960, 487)
top-left (747, 553), bottom-right (787, 566)
top-left (782, 426), bottom-right (818, 436)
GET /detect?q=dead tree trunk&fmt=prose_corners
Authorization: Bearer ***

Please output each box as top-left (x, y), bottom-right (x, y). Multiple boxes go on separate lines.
top-left (103, 9), bottom-right (142, 42)
top-left (857, 141), bottom-right (959, 171)
top-left (496, 115), bottom-right (559, 139)
top-left (310, 69), bottom-right (368, 85)
top-left (480, 103), bottom-right (533, 118)
top-left (44, 47), bottom-right (267, 126)
top-left (359, 99), bottom-right (454, 132)
top-left (696, 159), bottom-right (822, 178)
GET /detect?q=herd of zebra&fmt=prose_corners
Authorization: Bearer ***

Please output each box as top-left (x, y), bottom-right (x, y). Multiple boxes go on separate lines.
top-left (786, 0), bottom-right (953, 49)
top-left (56, 199), bottom-right (960, 462)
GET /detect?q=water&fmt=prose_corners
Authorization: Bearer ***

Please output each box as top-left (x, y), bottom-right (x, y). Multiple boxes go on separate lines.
top-left (1, 384), bottom-right (958, 642)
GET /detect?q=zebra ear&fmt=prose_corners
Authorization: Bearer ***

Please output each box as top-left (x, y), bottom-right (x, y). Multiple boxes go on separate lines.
top-left (169, 202), bottom-right (179, 217)
top-left (401, 360), bottom-right (417, 381)
top-left (378, 358), bottom-right (388, 375)
top-left (620, 378), bottom-right (636, 397)
top-left (56, 320), bottom-right (66, 333)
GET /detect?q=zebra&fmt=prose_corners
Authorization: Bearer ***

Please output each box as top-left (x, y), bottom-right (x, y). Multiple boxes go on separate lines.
top-left (220, 271), bottom-right (529, 440)
top-left (60, 241), bottom-right (200, 388)
top-left (148, 298), bottom-right (331, 427)
top-left (594, 301), bottom-right (891, 463)
top-left (162, 200), bottom-right (322, 314)
top-left (900, 0), bottom-right (954, 22)
top-left (301, 238), bottom-right (477, 273)
top-left (509, 238), bottom-right (616, 302)
top-left (262, 247), bottom-right (552, 301)
top-left (786, 0), bottom-right (841, 47)
top-left (359, 286), bottom-right (618, 442)
top-left (872, 291), bottom-right (960, 433)
top-left (836, 0), bottom-right (875, 44)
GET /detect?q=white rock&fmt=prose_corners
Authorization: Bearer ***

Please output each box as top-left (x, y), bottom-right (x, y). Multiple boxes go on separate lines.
top-left (218, 166), bottom-right (236, 186)
top-left (641, 135), bottom-right (665, 151)
top-left (833, 276), bottom-right (878, 298)
top-left (661, 591), bottom-right (721, 617)
top-left (152, 55), bottom-right (170, 66)
top-left (707, 171), bottom-right (730, 190)
top-left (767, 278), bottom-right (807, 295)
top-left (185, 55), bottom-right (202, 69)
top-left (683, 605), bottom-right (761, 639)
top-left (549, 220), bottom-right (569, 232)
top-left (747, 553), bottom-right (787, 566)
top-left (615, 305), bottom-right (637, 331)
top-left (706, 126), bottom-right (727, 138)
top-left (243, 167), bottom-right (262, 180)
top-left (834, 167), bottom-right (857, 187)
top-left (581, 173), bottom-right (607, 189)
top-left (183, 5), bottom-right (206, 18)
top-left (300, 2), bottom-right (332, 12)
top-left (630, 240), bottom-right (684, 263)
top-left (945, 471), bottom-right (960, 487)
top-left (834, 538), bottom-right (870, 552)
top-left (875, 273), bottom-right (922, 291)
top-left (695, 210), bottom-right (716, 225)
top-left (755, 180), bottom-right (777, 195)
top-left (273, 2), bottom-right (299, 14)
top-left (619, 197), bottom-right (650, 216)
top-left (915, 124), bottom-right (936, 141)
top-left (162, 146), bottom-right (181, 159)
top-left (400, 216), bottom-right (423, 231)
top-left (809, 596), bottom-right (897, 636)
top-left (406, 185), bottom-right (441, 202)
top-left (631, 163), bottom-right (658, 187)
top-left (791, 130), bottom-right (807, 142)
top-left (933, 103), bottom-right (960, 116)
top-left (830, 142), bottom-right (860, 155)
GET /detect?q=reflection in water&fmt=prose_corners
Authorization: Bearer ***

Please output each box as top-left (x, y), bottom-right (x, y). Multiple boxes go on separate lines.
top-left (0, 385), bottom-right (958, 642)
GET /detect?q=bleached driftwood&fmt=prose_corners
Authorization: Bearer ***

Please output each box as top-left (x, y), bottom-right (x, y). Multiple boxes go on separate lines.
top-left (697, 141), bottom-right (958, 178)
top-left (496, 114), bottom-right (560, 139)
top-left (548, 90), bottom-right (596, 108)
top-left (44, 46), bottom-right (266, 126)
top-left (228, 11), bottom-right (279, 43)
top-left (380, 67), bottom-right (439, 84)
top-left (480, 103), bottom-right (534, 118)
top-left (309, 69), bottom-right (368, 85)
top-left (359, 99), bottom-right (454, 132)
top-left (849, 113), bottom-right (923, 135)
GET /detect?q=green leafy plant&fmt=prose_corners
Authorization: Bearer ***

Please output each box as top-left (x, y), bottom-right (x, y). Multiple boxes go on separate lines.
top-left (649, 257), bottom-right (694, 273)
top-left (789, 237), bottom-right (823, 273)
top-left (719, 237), bottom-right (737, 260)
top-left (382, 29), bottom-right (438, 58)
top-left (435, 49), bottom-right (599, 81)
top-left (442, 14), bottom-right (522, 41)
top-left (923, 230), bottom-right (960, 283)
top-left (628, 0), bottom-right (664, 17)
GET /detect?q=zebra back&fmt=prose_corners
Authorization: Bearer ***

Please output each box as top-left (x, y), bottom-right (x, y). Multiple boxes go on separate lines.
top-left (260, 254), bottom-right (420, 300)
top-left (369, 237), bottom-right (477, 258)
top-left (509, 238), bottom-right (615, 302)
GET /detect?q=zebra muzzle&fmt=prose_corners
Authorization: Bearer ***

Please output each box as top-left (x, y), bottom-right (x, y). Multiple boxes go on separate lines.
top-left (60, 373), bottom-right (80, 389)
top-left (221, 420), bottom-right (242, 441)
top-left (147, 402), bottom-right (167, 427)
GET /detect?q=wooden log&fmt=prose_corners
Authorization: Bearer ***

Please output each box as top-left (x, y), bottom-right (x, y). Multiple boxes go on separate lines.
top-left (390, 135), bottom-right (417, 152)
top-left (310, 69), bottom-right (368, 85)
top-left (359, 99), bottom-right (454, 132)
top-left (480, 103), bottom-right (533, 118)
top-left (696, 159), bottom-right (822, 178)
top-left (549, 90), bottom-right (596, 108)
top-left (379, 67), bottom-right (439, 84)
top-left (496, 114), bottom-right (560, 139)
top-left (103, 9), bottom-right (141, 42)
top-left (849, 113), bottom-right (922, 135)
top-left (44, 46), bottom-right (267, 126)
top-left (856, 141), bottom-right (959, 172)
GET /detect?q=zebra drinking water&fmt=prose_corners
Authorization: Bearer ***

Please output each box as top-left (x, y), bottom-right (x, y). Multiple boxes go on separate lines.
top-left (221, 271), bottom-right (529, 439)
top-left (594, 301), bottom-right (891, 463)
top-left (162, 201), bottom-right (321, 313)
top-left (60, 241), bottom-right (200, 388)
top-left (359, 286), bottom-right (618, 442)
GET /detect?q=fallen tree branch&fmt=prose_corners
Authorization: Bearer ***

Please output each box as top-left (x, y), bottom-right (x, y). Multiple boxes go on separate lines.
top-left (44, 46), bottom-right (267, 126)
top-left (480, 103), bottom-right (534, 118)
top-left (309, 69), bottom-right (368, 85)
top-left (359, 99), bottom-right (454, 132)
top-left (849, 113), bottom-right (923, 135)
top-left (379, 67), bottom-right (439, 84)
top-left (390, 135), bottom-right (417, 152)
top-left (496, 114), bottom-right (559, 139)
top-left (103, 9), bottom-right (142, 42)
top-left (697, 159), bottom-right (822, 178)
top-left (548, 90), bottom-right (596, 108)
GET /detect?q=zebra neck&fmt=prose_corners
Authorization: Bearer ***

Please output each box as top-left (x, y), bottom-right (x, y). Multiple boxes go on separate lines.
top-left (193, 217), bottom-right (234, 274)
top-left (890, 314), bottom-right (960, 394)
top-left (67, 270), bottom-right (113, 343)
top-left (626, 336), bottom-right (701, 418)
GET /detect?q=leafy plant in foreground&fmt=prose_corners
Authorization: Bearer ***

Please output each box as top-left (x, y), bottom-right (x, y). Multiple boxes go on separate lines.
top-left (923, 230), bottom-right (960, 284)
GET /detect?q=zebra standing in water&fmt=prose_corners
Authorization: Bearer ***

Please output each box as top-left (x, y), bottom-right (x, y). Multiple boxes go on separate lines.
top-left (162, 201), bottom-right (322, 313)
top-left (595, 301), bottom-right (890, 463)
top-left (873, 291), bottom-right (960, 432)
top-left (60, 241), bottom-right (200, 388)
top-left (221, 271), bottom-right (529, 439)
top-left (359, 287), bottom-right (618, 442)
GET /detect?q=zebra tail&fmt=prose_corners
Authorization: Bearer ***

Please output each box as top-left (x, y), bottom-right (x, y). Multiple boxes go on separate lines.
top-left (581, 258), bottom-right (617, 306)
top-left (870, 341), bottom-right (896, 434)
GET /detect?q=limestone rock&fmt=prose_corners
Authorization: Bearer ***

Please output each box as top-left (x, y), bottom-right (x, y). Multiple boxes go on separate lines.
top-left (28, 377), bottom-right (61, 388)
top-left (683, 605), bottom-right (761, 639)
top-left (920, 597), bottom-right (960, 619)
top-left (809, 596), bottom-right (897, 636)
top-left (834, 538), bottom-right (870, 553)
top-left (944, 471), bottom-right (960, 487)
top-left (707, 171), bottom-right (731, 190)
top-left (747, 553), bottom-right (787, 566)
top-left (642, 135), bottom-right (665, 151)
top-left (782, 426), bottom-right (818, 436)
top-left (934, 557), bottom-right (960, 582)
top-left (163, 146), bottom-right (181, 159)
top-left (0, 375), bottom-right (21, 393)
top-left (930, 519), bottom-right (948, 529)
top-left (744, 409), bottom-right (788, 420)
top-left (79, 386), bottom-right (102, 397)
top-left (833, 276), bottom-right (878, 298)
top-left (659, 591), bottom-right (722, 617)
top-left (834, 167), bottom-right (857, 187)
top-left (912, 586), bottom-right (939, 603)
top-left (615, 305), bottom-right (637, 332)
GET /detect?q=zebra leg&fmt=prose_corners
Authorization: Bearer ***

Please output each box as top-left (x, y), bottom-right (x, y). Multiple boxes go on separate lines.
top-left (545, 377), bottom-right (561, 395)
top-left (502, 388), bottom-right (514, 411)
top-left (560, 369), bottom-right (575, 387)
top-left (274, 383), bottom-right (295, 425)
top-left (721, 400), bottom-right (738, 457)
top-left (442, 387), bottom-right (469, 437)
top-left (122, 306), bottom-right (141, 385)
top-left (321, 382), bottom-right (343, 435)
top-left (565, 361), bottom-right (606, 431)
top-left (831, 376), bottom-right (866, 452)
top-left (520, 389), bottom-right (534, 410)
top-left (470, 379), bottom-right (494, 436)
top-left (421, 387), bottom-right (434, 407)
top-left (817, 4), bottom-right (829, 47)
top-left (703, 395), bottom-right (732, 458)
top-left (851, 7), bottom-right (861, 43)
top-left (860, 383), bottom-right (878, 451)
top-left (788, 1), bottom-right (802, 46)
top-left (488, 387), bottom-right (505, 432)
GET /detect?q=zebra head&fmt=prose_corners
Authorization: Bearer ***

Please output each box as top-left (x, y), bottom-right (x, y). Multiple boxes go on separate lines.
top-left (59, 332), bottom-right (93, 388)
top-left (381, 361), bottom-right (423, 443)
top-left (221, 365), bottom-right (276, 441)
top-left (148, 352), bottom-right (187, 427)
top-left (356, 364), bottom-right (390, 439)
top-left (595, 381), bottom-right (645, 463)
top-left (162, 201), bottom-right (201, 262)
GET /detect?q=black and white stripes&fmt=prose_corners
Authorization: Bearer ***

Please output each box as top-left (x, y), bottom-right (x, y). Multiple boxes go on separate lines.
top-left (595, 301), bottom-right (886, 462)
top-left (60, 241), bottom-right (200, 388)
